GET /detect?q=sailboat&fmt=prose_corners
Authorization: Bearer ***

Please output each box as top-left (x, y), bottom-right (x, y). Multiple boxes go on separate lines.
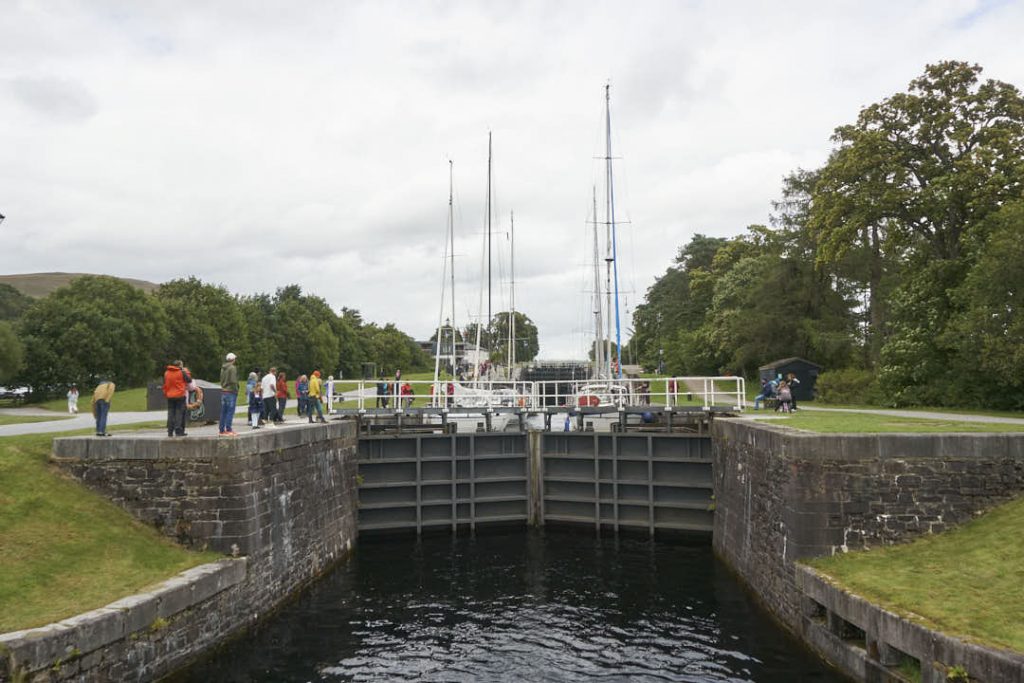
top-left (427, 139), bottom-right (518, 431)
top-left (575, 84), bottom-right (633, 409)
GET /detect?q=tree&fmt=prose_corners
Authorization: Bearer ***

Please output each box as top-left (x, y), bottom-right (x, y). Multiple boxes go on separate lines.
top-left (363, 323), bottom-right (431, 373)
top-left (809, 61), bottom-right (1024, 362)
top-left (462, 322), bottom-right (491, 352)
top-left (629, 235), bottom-right (727, 371)
top-left (269, 286), bottom-right (340, 375)
top-left (487, 311), bottom-right (539, 363)
top-left (17, 276), bottom-right (169, 393)
top-left (947, 200), bottom-right (1024, 408)
top-left (0, 284), bottom-right (32, 321)
top-left (0, 321), bottom-right (24, 384)
top-left (154, 277), bottom-right (249, 380)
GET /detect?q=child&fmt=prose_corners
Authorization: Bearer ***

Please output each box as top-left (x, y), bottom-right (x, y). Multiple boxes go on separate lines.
top-left (777, 381), bottom-right (793, 414)
top-left (296, 374), bottom-right (310, 417)
top-left (246, 372), bottom-right (261, 429)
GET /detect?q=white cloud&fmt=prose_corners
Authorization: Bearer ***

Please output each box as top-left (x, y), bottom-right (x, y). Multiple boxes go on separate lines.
top-left (1, 0), bottom-right (1023, 358)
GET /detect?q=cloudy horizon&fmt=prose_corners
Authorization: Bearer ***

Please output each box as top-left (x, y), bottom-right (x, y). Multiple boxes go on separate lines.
top-left (2, 0), bottom-right (1022, 358)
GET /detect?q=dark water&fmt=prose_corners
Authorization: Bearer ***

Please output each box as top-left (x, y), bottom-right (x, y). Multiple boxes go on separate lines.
top-left (176, 530), bottom-right (845, 682)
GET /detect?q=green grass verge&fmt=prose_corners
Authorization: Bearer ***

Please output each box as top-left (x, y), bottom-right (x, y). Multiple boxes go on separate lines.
top-left (33, 385), bottom-right (150, 413)
top-left (752, 411), bottom-right (1024, 433)
top-left (813, 403), bottom-right (1024, 420)
top-left (0, 414), bottom-right (74, 426)
top-left (808, 496), bottom-right (1024, 653)
top-left (0, 426), bottom-right (218, 632)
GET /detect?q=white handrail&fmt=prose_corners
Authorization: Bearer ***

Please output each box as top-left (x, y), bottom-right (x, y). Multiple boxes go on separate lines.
top-left (348, 376), bottom-right (745, 412)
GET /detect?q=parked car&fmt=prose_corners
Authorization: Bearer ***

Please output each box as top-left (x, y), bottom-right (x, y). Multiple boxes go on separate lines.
top-left (0, 386), bottom-right (30, 403)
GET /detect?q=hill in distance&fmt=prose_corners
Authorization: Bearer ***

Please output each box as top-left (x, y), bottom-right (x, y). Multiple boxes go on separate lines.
top-left (0, 272), bottom-right (160, 298)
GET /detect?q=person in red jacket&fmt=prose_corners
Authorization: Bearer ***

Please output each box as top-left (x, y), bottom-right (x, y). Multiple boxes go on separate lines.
top-left (275, 371), bottom-right (289, 423)
top-left (163, 359), bottom-right (190, 437)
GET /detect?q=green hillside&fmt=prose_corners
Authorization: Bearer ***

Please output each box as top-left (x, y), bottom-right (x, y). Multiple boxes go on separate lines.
top-left (0, 272), bottom-right (159, 298)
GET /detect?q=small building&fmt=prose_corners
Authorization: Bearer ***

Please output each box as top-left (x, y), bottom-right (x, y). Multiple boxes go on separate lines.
top-left (758, 357), bottom-right (821, 402)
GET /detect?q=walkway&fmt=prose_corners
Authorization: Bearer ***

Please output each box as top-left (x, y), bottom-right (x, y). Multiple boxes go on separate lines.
top-left (0, 389), bottom-right (369, 438)
top-left (4, 401), bottom-right (1023, 438)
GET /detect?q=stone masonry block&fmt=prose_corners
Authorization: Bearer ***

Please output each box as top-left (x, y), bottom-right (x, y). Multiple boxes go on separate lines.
top-left (154, 577), bottom-right (195, 620)
top-left (106, 593), bottom-right (160, 636)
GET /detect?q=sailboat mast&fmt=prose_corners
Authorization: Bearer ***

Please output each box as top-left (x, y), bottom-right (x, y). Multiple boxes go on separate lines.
top-left (605, 84), bottom-right (623, 379)
top-left (434, 160), bottom-right (456, 393)
top-left (592, 186), bottom-right (604, 378)
top-left (508, 210), bottom-right (515, 379)
top-left (603, 90), bottom-right (614, 380)
top-left (449, 159), bottom-right (457, 375)
top-left (486, 132), bottom-right (493, 330)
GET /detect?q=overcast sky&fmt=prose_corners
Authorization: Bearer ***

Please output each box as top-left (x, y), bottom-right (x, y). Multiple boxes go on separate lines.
top-left (2, 0), bottom-right (1022, 359)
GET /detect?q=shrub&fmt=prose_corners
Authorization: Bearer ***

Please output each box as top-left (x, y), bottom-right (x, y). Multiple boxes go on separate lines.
top-left (814, 368), bottom-right (884, 405)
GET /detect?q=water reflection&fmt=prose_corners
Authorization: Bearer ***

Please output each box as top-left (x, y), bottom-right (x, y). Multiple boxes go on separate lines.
top-left (174, 529), bottom-right (845, 682)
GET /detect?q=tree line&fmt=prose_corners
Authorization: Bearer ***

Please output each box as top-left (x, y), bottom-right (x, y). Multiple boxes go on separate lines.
top-left (0, 276), bottom-right (432, 395)
top-left (627, 61), bottom-right (1024, 410)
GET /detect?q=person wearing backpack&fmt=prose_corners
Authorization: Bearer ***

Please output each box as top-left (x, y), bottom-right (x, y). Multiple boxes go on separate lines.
top-left (162, 359), bottom-right (191, 437)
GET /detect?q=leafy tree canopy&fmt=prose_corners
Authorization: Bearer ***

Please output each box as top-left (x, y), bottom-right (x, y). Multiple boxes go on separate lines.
top-left (18, 276), bottom-right (169, 392)
top-left (0, 284), bottom-right (32, 322)
top-left (487, 311), bottom-right (539, 364)
top-left (0, 321), bottom-right (24, 384)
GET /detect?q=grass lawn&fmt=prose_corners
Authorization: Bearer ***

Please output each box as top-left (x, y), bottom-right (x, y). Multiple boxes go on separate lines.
top-left (0, 426), bottom-right (218, 632)
top-left (752, 411), bottom-right (1024, 433)
top-left (32, 385), bottom-right (150, 413)
top-left (0, 414), bottom-right (74, 427)
top-left (813, 402), bottom-right (1024, 420)
top-left (808, 496), bottom-right (1024, 653)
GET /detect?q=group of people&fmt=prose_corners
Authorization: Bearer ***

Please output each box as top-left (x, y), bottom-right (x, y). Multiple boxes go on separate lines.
top-left (84, 362), bottom-right (202, 438)
top-left (242, 367), bottom-right (334, 430)
top-left (80, 352), bottom-right (342, 438)
top-left (220, 353), bottom-right (338, 434)
top-left (375, 370), bottom-right (413, 408)
top-left (753, 372), bottom-right (800, 413)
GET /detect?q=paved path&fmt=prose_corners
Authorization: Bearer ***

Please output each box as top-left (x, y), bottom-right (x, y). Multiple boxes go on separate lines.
top-left (0, 410), bottom-right (169, 437)
top-left (0, 392), bottom-right (369, 438)
top-left (4, 399), bottom-right (1022, 438)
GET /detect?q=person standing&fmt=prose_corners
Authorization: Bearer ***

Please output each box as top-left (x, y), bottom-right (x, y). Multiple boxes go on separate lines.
top-left (276, 371), bottom-right (289, 423)
top-left (261, 367), bottom-right (278, 426)
top-left (325, 375), bottom-right (335, 414)
top-left (786, 372), bottom-right (801, 411)
top-left (66, 384), bottom-right (79, 414)
top-left (91, 379), bottom-right (115, 436)
top-left (296, 374), bottom-right (309, 417)
top-left (219, 352), bottom-right (239, 436)
top-left (246, 371), bottom-right (260, 427)
top-left (162, 360), bottom-right (190, 437)
top-left (376, 375), bottom-right (388, 408)
top-left (308, 370), bottom-right (327, 423)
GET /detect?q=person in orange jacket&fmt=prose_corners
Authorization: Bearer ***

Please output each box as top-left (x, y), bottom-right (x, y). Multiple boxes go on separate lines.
top-left (162, 360), bottom-right (190, 437)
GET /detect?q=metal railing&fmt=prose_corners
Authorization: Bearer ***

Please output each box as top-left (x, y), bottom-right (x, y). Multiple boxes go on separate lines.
top-left (346, 376), bottom-right (745, 412)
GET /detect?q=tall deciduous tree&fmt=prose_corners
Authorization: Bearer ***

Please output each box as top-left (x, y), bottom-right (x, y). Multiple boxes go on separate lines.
top-left (18, 276), bottom-right (169, 392)
top-left (948, 199), bottom-right (1024, 409)
top-left (629, 234), bottom-right (727, 370)
top-left (0, 321), bottom-right (24, 384)
top-left (155, 277), bottom-right (249, 380)
top-left (0, 284), bottom-right (31, 321)
top-left (809, 61), bottom-right (1024, 362)
top-left (487, 311), bottom-right (539, 364)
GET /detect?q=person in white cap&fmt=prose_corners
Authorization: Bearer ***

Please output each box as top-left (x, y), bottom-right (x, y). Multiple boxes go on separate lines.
top-left (219, 352), bottom-right (239, 436)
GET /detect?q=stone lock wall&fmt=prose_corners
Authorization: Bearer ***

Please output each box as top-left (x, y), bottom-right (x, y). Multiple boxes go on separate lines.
top-left (1, 423), bottom-right (358, 682)
top-left (711, 419), bottom-right (1024, 678)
